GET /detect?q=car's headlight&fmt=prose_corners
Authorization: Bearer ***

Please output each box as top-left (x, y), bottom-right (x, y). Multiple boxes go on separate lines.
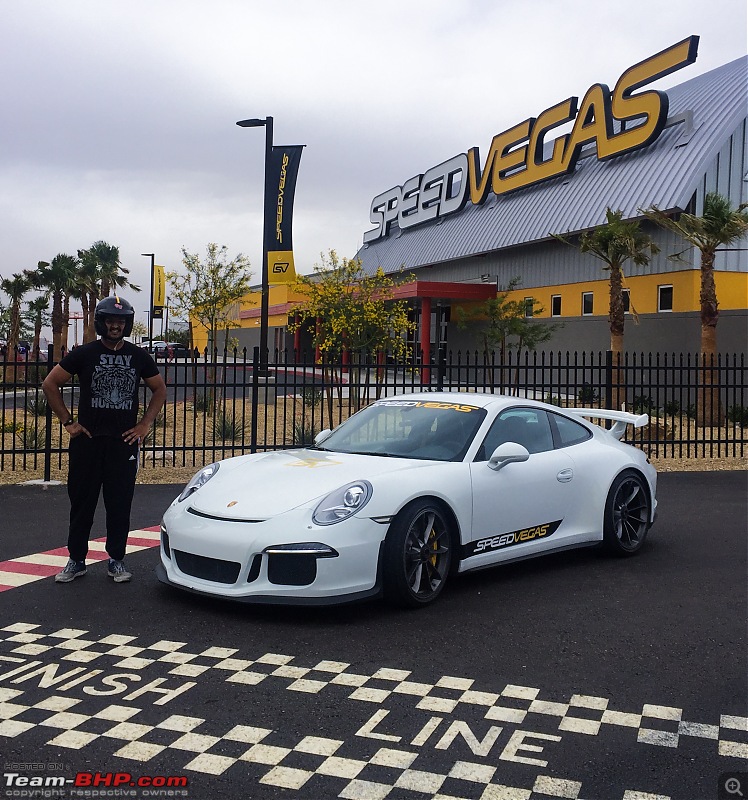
top-left (178, 463), bottom-right (220, 502)
top-left (312, 480), bottom-right (372, 525)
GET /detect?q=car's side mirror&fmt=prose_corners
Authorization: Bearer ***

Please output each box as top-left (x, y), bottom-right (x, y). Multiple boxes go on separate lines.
top-left (314, 429), bottom-right (333, 445)
top-left (487, 442), bottom-right (530, 471)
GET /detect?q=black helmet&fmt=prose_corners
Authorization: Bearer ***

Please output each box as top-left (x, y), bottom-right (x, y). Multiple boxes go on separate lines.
top-left (94, 295), bottom-right (135, 337)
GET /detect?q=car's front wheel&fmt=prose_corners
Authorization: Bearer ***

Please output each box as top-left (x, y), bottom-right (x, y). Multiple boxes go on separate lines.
top-left (603, 470), bottom-right (651, 556)
top-left (383, 500), bottom-right (453, 608)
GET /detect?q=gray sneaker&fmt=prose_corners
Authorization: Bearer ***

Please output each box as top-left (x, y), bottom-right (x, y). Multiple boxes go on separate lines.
top-left (55, 559), bottom-right (87, 583)
top-left (107, 559), bottom-right (132, 583)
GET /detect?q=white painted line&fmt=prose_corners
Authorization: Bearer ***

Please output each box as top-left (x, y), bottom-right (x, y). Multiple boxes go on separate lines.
top-left (0, 571), bottom-right (42, 586)
top-left (13, 554), bottom-right (70, 567)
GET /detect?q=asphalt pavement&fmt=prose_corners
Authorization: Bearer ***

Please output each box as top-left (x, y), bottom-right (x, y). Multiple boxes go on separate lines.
top-left (0, 471), bottom-right (746, 800)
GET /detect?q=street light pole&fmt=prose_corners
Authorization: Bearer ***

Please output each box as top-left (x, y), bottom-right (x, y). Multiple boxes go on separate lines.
top-left (236, 116), bottom-right (273, 374)
top-left (141, 253), bottom-right (155, 346)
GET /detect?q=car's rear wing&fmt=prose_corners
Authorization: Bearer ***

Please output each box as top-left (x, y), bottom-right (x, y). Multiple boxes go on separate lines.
top-left (565, 408), bottom-right (649, 440)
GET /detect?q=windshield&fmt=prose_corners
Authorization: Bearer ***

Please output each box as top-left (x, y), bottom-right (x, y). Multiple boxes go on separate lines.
top-left (317, 399), bottom-right (486, 461)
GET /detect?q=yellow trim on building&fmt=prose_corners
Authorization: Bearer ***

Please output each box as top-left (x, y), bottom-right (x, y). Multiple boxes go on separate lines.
top-left (190, 284), bottom-right (308, 351)
top-left (510, 271), bottom-right (748, 317)
top-left (188, 270), bottom-right (746, 350)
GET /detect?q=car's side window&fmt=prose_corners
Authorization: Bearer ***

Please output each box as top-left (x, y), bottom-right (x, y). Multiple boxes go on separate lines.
top-left (550, 412), bottom-right (592, 447)
top-left (475, 408), bottom-right (554, 459)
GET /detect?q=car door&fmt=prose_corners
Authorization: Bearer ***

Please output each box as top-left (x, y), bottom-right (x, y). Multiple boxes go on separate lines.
top-left (465, 408), bottom-right (578, 569)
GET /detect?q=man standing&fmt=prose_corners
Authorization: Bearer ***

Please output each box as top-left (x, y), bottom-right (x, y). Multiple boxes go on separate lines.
top-left (43, 296), bottom-right (167, 583)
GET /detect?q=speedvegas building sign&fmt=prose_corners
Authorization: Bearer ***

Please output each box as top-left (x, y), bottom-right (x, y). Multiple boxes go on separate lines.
top-left (363, 36), bottom-right (699, 244)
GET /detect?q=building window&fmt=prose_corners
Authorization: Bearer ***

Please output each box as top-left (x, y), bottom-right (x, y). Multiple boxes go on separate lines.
top-left (622, 289), bottom-right (630, 313)
top-left (582, 292), bottom-right (594, 315)
top-left (551, 295), bottom-right (562, 317)
top-left (524, 298), bottom-right (534, 318)
top-left (658, 285), bottom-right (673, 312)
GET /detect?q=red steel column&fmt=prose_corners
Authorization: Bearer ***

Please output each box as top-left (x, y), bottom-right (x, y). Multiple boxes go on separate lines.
top-left (420, 296), bottom-right (431, 385)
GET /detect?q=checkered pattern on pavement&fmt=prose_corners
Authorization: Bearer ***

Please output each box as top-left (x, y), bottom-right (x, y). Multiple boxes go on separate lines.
top-left (1, 622), bottom-right (745, 759)
top-left (0, 686), bottom-right (678, 800)
top-left (1, 622), bottom-right (745, 800)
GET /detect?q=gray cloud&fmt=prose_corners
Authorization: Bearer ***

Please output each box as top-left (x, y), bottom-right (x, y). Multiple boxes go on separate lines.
top-left (1, 0), bottom-right (745, 325)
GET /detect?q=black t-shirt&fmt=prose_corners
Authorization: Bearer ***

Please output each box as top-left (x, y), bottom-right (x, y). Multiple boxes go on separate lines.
top-left (59, 341), bottom-right (160, 437)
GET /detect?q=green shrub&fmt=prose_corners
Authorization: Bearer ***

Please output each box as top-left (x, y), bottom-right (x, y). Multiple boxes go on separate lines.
top-left (300, 387), bottom-right (323, 406)
top-left (17, 424), bottom-right (46, 450)
top-left (632, 395), bottom-right (657, 414)
top-left (26, 396), bottom-right (49, 417)
top-left (192, 391), bottom-right (215, 412)
top-left (576, 384), bottom-right (598, 404)
top-left (727, 405), bottom-right (748, 426)
top-left (210, 412), bottom-right (248, 442)
top-left (292, 420), bottom-right (317, 446)
top-left (663, 400), bottom-right (681, 416)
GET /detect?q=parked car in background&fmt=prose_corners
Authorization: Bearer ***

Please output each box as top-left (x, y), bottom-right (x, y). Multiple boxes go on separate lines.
top-left (156, 342), bottom-right (193, 359)
top-left (140, 340), bottom-right (167, 354)
top-left (10, 341), bottom-right (33, 361)
top-left (139, 340), bottom-right (194, 359)
top-left (174, 343), bottom-right (192, 358)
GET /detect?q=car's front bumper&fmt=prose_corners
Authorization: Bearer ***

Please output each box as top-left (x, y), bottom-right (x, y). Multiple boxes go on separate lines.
top-left (155, 561), bottom-right (383, 605)
top-left (158, 504), bottom-right (387, 604)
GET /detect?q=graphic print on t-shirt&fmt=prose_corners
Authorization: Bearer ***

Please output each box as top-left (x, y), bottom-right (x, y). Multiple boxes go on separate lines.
top-left (90, 354), bottom-right (137, 409)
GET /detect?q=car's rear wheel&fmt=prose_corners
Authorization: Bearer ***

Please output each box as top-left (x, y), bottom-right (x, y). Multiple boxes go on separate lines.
top-left (603, 471), bottom-right (651, 556)
top-left (383, 500), bottom-right (453, 607)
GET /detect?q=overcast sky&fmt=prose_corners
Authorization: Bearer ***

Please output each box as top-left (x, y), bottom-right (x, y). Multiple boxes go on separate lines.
top-left (1, 0), bottom-right (746, 327)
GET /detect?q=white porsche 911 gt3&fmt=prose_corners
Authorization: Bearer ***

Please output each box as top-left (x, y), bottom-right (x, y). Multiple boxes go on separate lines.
top-left (157, 393), bottom-right (657, 607)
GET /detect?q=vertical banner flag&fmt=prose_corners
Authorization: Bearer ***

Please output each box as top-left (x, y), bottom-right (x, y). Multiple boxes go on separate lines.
top-left (152, 264), bottom-right (166, 319)
top-left (264, 145), bottom-right (303, 284)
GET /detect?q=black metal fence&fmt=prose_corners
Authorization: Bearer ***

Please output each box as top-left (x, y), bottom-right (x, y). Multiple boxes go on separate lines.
top-left (1, 346), bottom-right (745, 478)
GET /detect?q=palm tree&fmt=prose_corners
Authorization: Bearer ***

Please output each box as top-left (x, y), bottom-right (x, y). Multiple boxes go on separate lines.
top-left (0, 272), bottom-right (31, 382)
top-left (0, 273), bottom-right (30, 352)
top-left (643, 193), bottom-right (748, 357)
top-left (554, 208), bottom-right (659, 359)
top-left (553, 209), bottom-right (659, 409)
top-left (81, 240), bottom-right (140, 299)
top-left (74, 248), bottom-right (103, 343)
top-left (77, 242), bottom-right (140, 341)
top-left (26, 294), bottom-right (51, 357)
top-left (26, 254), bottom-right (79, 359)
top-left (643, 193), bottom-right (748, 424)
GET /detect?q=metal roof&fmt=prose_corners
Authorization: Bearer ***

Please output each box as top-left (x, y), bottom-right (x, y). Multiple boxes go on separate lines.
top-left (356, 56), bottom-right (748, 275)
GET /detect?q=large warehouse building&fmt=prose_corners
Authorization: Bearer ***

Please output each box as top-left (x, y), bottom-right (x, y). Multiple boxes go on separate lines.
top-left (353, 43), bottom-right (747, 357)
top-left (227, 40), bottom-right (746, 359)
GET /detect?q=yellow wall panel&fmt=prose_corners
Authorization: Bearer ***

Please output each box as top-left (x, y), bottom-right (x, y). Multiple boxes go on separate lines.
top-left (509, 271), bottom-right (747, 317)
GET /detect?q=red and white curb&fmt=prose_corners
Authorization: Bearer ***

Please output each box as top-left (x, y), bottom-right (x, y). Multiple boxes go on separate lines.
top-left (0, 526), bottom-right (161, 592)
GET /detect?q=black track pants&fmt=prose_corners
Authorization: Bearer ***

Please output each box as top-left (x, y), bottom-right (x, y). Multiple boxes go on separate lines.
top-left (67, 435), bottom-right (139, 562)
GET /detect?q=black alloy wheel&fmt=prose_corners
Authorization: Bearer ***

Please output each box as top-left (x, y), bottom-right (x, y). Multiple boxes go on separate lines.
top-left (383, 499), bottom-right (453, 607)
top-left (603, 471), bottom-right (651, 556)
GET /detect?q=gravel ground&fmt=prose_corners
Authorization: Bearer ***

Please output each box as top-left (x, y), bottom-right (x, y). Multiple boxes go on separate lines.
top-left (126, 456), bottom-right (745, 485)
top-left (1, 455), bottom-right (745, 486)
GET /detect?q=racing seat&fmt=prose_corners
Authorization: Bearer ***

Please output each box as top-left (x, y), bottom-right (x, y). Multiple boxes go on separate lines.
top-left (498, 416), bottom-right (530, 448)
top-left (404, 416), bottom-right (437, 452)
top-left (476, 415), bottom-right (529, 461)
